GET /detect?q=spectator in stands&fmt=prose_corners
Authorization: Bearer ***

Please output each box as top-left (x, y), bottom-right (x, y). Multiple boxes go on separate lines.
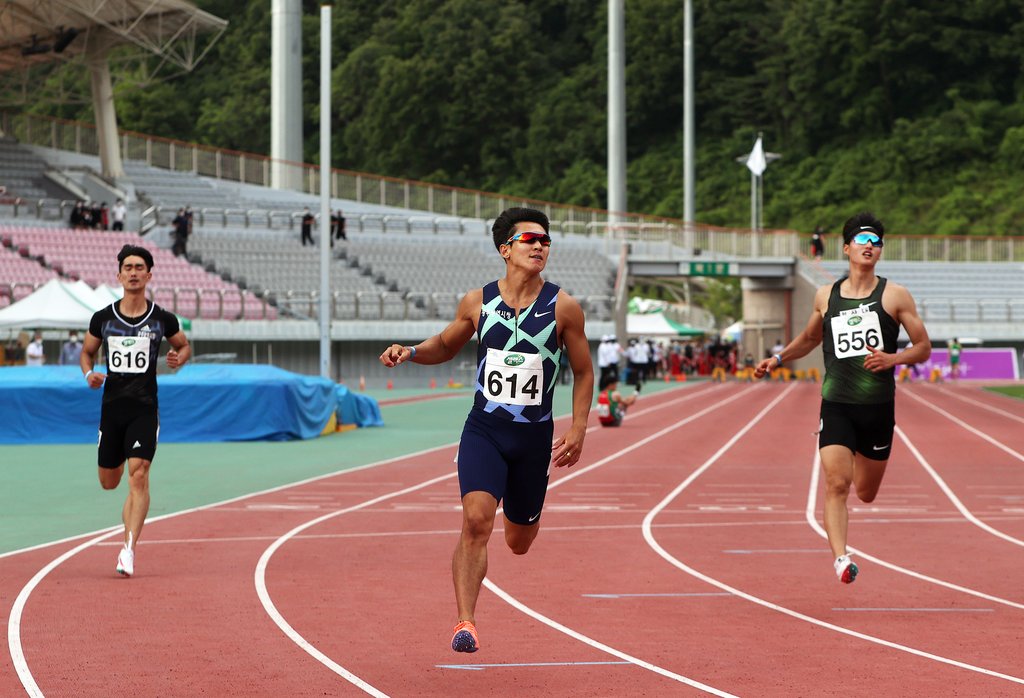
top-left (596, 374), bottom-right (637, 427)
top-left (91, 202), bottom-right (103, 229)
top-left (754, 211), bottom-right (931, 587)
top-left (333, 209), bottom-right (347, 241)
top-left (60, 331), bottom-right (83, 366)
top-left (300, 207), bottom-right (315, 246)
top-left (810, 225), bottom-right (825, 260)
top-left (25, 331), bottom-right (44, 366)
top-left (184, 205), bottom-right (194, 237)
top-left (171, 208), bottom-right (189, 256)
top-left (377, 206), bottom-right (593, 656)
top-left (99, 202), bottom-right (109, 231)
top-left (80, 243), bottom-right (192, 579)
top-left (70, 201), bottom-right (88, 229)
top-left (111, 199), bottom-right (127, 231)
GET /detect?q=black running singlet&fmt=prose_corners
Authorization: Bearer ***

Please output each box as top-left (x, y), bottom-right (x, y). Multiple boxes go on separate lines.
top-left (821, 277), bottom-right (899, 404)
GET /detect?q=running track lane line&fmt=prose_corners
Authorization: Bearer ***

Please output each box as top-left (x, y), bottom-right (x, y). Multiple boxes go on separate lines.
top-left (641, 385), bottom-right (1024, 688)
top-left (5, 440), bottom-right (496, 696)
top-left (896, 426), bottom-right (1024, 548)
top-left (930, 385), bottom-right (1024, 426)
top-left (902, 388), bottom-right (1024, 471)
top-left (7, 529), bottom-right (123, 698)
top-left (805, 451), bottom-right (1024, 610)
top-left (255, 384), bottom-right (754, 696)
top-left (6, 382), bottom-right (714, 695)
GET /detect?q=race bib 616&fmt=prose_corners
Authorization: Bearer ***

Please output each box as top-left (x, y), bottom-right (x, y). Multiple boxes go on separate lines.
top-left (107, 335), bottom-right (151, 374)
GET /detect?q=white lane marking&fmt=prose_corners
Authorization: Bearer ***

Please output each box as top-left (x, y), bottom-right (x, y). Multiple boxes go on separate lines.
top-left (640, 385), bottom-right (1024, 686)
top-left (806, 451), bottom-right (1024, 610)
top-left (254, 471), bottom-right (456, 698)
top-left (5, 439), bottom-right (469, 696)
top-left (483, 580), bottom-right (738, 696)
top-left (8, 529), bottom-right (122, 697)
top-left (253, 383), bottom-right (746, 696)
top-left (896, 426), bottom-right (1024, 548)
top-left (833, 608), bottom-right (994, 613)
top-left (933, 386), bottom-right (1024, 425)
top-left (903, 388), bottom-right (1024, 465)
top-left (6, 383), bottom-right (720, 697)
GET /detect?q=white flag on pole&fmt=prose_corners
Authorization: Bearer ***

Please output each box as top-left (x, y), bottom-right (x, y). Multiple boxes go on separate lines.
top-left (746, 136), bottom-right (767, 176)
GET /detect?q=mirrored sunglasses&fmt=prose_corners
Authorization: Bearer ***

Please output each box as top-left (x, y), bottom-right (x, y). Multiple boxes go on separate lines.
top-left (851, 231), bottom-right (883, 247)
top-left (505, 231), bottom-right (552, 247)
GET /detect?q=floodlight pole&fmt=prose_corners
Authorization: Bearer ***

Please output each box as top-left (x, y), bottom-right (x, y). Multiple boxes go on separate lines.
top-left (319, 4), bottom-right (331, 379)
top-left (683, 0), bottom-right (695, 224)
top-left (607, 0), bottom-right (627, 225)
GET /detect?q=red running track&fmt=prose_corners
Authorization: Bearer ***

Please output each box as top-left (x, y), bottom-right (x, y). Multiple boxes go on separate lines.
top-left (4, 381), bottom-right (1024, 696)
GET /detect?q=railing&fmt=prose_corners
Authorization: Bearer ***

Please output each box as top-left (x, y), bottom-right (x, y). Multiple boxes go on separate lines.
top-left (1, 110), bottom-right (660, 230)
top-left (4, 110), bottom-right (1024, 263)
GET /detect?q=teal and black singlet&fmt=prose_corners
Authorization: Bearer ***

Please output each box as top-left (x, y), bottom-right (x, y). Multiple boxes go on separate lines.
top-left (821, 277), bottom-right (899, 404)
top-left (472, 280), bottom-right (561, 422)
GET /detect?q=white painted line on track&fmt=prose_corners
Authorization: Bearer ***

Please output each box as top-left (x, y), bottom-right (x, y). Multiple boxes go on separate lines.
top-left (254, 471), bottom-right (456, 698)
top-left (931, 385), bottom-right (1024, 425)
top-left (903, 388), bottom-right (1024, 466)
top-left (833, 607), bottom-right (994, 613)
top-left (8, 529), bottom-right (122, 697)
top-left (895, 425), bottom-right (1024, 549)
top-left (639, 384), bottom-right (1024, 687)
top-left (483, 580), bottom-right (738, 696)
top-left (253, 382), bottom-right (744, 696)
top-left (7, 383), bottom-right (711, 697)
top-left (806, 451), bottom-right (1024, 610)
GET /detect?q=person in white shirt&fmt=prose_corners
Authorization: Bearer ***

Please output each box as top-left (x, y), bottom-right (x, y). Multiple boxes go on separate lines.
top-left (26, 332), bottom-right (44, 366)
top-left (111, 199), bottom-right (128, 231)
top-left (597, 334), bottom-right (623, 383)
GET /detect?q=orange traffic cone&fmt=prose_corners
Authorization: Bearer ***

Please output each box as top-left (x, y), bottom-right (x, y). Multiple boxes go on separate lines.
top-left (430, 377), bottom-right (437, 389)
top-left (358, 375), bottom-right (365, 391)
top-left (448, 378), bottom-right (455, 388)
top-left (386, 378), bottom-right (394, 390)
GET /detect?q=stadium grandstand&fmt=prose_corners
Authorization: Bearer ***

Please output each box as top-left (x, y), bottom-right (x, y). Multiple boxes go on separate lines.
top-left (1, 2), bottom-right (1021, 384)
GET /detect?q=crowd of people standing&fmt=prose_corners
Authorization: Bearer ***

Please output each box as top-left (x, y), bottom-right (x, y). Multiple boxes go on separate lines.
top-left (597, 334), bottom-right (745, 388)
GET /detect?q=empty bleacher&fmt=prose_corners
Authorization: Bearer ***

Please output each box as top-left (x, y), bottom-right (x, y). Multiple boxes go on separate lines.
top-left (0, 224), bottom-right (276, 320)
top-left (819, 260), bottom-right (1024, 323)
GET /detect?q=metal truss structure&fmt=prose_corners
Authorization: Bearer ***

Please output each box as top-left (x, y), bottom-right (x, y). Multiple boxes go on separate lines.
top-left (0, 0), bottom-right (228, 105)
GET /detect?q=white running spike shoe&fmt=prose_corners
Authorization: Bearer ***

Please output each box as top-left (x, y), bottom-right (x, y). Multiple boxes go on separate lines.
top-left (116, 531), bottom-right (135, 577)
top-left (116, 546), bottom-right (134, 577)
top-left (834, 554), bottom-right (858, 584)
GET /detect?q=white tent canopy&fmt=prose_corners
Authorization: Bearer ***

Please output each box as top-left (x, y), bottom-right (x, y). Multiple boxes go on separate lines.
top-left (0, 278), bottom-right (101, 330)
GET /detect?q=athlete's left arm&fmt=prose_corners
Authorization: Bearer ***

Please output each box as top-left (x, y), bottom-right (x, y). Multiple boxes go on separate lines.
top-left (552, 291), bottom-right (594, 469)
top-left (865, 283), bottom-right (931, 372)
top-left (166, 331), bottom-right (191, 370)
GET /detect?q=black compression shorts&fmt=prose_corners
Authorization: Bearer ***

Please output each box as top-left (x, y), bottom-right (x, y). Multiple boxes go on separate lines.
top-left (818, 399), bottom-right (895, 461)
top-left (98, 402), bottom-right (160, 469)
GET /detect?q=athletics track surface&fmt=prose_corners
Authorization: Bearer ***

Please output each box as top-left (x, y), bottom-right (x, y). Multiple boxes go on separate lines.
top-left (3, 380), bottom-right (1024, 696)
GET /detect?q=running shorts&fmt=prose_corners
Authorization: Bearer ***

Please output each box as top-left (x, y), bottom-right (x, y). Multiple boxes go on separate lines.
top-left (456, 409), bottom-right (554, 525)
top-left (818, 399), bottom-right (895, 461)
top-left (98, 401), bottom-right (160, 469)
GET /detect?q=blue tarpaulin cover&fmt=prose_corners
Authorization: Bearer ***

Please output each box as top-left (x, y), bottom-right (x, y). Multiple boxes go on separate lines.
top-left (0, 364), bottom-right (382, 444)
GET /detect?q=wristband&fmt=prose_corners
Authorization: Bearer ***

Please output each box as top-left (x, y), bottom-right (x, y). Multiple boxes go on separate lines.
top-left (406, 345), bottom-right (417, 360)
top-left (773, 354), bottom-right (783, 367)
top-left (85, 370), bottom-right (93, 381)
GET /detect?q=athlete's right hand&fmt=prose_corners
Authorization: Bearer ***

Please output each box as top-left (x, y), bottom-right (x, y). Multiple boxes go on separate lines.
top-left (86, 371), bottom-right (106, 389)
top-left (753, 358), bottom-right (775, 379)
top-left (379, 344), bottom-right (411, 367)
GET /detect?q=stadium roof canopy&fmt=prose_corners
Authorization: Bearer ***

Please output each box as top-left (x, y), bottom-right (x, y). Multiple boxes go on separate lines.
top-left (0, 0), bottom-right (227, 76)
